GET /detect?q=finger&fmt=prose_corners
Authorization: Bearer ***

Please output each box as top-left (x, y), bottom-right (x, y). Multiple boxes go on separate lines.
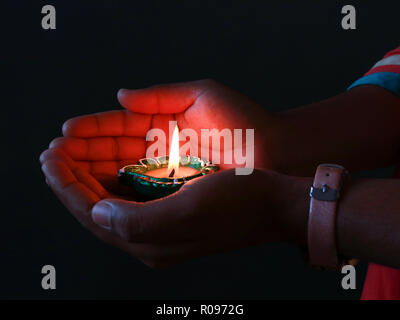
top-left (42, 152), bottom-right (109, 199)
top-left (41, 158), bottom-right (138, 252)
top-left (117, 80), bottom-right (212, 114)
top-left (41, 159), bottom-right (100, 220)
top-left (40, 148), bottom-right (110, 199)
top-left (75, 160), bottom-right (136, 176)
top-left (62, 110), bottom-right (152, 138)
top-left (145, 114), bottom-right (175, 155)
top-left (73, 169), bottom-right (110, 199)
top-left (41, 148), bottom-right (136, 176)
top-left (40, 149), bottom-right (141, 198)
top-left (91, 195), bottom-right (194, 244)
top-left (40, 147), bottom-right (76, 167)
top-left (49, 136), bottom-right (146, 161)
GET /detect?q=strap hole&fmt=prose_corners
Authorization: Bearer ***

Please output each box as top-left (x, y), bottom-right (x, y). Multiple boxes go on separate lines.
top-left (326, 173), bottom-right (330, 176)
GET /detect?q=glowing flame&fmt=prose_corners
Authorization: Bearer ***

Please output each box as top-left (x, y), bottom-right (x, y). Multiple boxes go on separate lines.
top-left (168, 125), bottom-right (180, 177)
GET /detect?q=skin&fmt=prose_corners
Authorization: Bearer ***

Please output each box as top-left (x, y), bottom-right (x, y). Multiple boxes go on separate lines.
top-left (40, 80), bottom-right (400, 268)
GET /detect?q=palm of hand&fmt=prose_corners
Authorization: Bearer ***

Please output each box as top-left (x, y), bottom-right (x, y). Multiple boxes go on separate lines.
top-left (47, 80), bottom-right (268, 198)
top-left (40, 80), bottom-right (272, 267)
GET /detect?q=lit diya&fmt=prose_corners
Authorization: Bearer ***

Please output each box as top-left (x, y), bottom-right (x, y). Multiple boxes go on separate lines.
top-left (118, 125), bottom-right (219, 199)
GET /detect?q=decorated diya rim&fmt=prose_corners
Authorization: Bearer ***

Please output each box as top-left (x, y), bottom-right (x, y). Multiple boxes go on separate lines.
top-left (118, 155), bottom-right (219, 185)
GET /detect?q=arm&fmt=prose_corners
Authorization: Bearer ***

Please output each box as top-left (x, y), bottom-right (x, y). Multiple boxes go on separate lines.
top-left (40, 47), bottom-right (400, 269)
top-left (267, 46), bottom-right (400, 175)
top-left (40, 152), bottom-right (400, 269)
top-left (267, 85), bottom-right (400, 176)
top-left (282, 172), bottom-right (400, 269)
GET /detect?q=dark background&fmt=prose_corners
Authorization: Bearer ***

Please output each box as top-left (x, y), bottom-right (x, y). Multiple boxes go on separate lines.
top-left (3, 0), bottom-right (399, 299)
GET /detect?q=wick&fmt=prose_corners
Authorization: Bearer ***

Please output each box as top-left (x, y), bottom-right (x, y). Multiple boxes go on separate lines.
top-left (168, 168), bottom-right (175, 178)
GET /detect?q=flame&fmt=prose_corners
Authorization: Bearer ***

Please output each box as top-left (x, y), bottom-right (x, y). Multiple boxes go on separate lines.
top-left (168, 125), bottom-right (180, 177)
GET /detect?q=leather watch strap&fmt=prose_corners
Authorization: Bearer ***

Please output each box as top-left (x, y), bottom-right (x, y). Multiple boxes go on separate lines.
top-left (308, 164), bottom-right (347, 269)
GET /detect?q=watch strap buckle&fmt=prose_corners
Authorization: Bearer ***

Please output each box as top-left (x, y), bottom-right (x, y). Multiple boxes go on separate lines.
top-left (310, 184), bottom-right (339, 201)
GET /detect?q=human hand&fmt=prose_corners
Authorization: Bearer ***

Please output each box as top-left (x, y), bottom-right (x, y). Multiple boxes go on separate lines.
top-left (40, 80), bottom-right (294, 267)
top-left (48, 80), bottom-right (274, 196)
top-left (40, 149), bottom-right (308, 268)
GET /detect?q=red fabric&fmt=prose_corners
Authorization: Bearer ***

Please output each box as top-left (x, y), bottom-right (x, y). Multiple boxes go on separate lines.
top-left (365, 65), bottom-right (400, 76)
top-left (361, 168), bottom-right (400, 300)
top-left (384, 46), bottom-right (400, 58)
top-left (365, 46), bottom-right (400, 76)
top-left (362, 263), bottom-right (400, 300)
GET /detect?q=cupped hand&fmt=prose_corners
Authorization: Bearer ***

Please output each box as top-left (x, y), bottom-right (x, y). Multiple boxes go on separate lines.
top-left (40, 80), bottom-right (289, 267)
top-left (40, 147), bottom-right (304, 268)
top-left (47, 80), bottom-right (274, 195)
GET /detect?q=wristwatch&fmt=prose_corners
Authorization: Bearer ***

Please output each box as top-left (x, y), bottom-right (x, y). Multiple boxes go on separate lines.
top-left (307, 164), bottom-right (356, 270)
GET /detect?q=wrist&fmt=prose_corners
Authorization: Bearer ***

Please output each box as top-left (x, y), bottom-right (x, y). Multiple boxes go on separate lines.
top-left (275, 173), bottom-right (312, 246)
top-left (261, 113), bottom-right (291, 173)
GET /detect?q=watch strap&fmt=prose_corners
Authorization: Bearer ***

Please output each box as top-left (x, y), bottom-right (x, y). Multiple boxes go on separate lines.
top-left (308, 164), bottom-right (346, 269)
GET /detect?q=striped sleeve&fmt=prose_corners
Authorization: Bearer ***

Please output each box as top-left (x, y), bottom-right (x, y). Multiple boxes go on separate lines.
top-left (348, 46), bottom-right (400, 96)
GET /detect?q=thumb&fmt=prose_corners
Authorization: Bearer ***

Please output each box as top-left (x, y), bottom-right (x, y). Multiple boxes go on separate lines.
top-left (91, 197), bottom-right (191, 243)
top-left (91, 199), bottom-right (144, 242)
top-left (117, 80), bottom-right (212, 114)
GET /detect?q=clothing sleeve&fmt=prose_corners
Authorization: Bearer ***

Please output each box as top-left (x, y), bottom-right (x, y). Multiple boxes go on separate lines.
top-left (347, 46), bottom-right (400, 96)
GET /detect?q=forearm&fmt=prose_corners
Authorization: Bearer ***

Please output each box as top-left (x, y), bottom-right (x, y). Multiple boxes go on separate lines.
top-left (267, 85), bottom-right (400, 175)
top-left (337, 178), bottom-right (400, 268)
top-left (280, 172), bottom-right (400, 269)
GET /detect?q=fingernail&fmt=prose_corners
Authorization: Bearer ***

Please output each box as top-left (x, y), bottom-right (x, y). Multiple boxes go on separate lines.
top-left (117, 88), bottom-right (129, 99)
top-left (92, 202), bottom-right (112, 230)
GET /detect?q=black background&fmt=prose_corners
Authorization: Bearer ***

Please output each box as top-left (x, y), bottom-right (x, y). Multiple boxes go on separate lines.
top-left (3, 0), bottom-right (399, 299)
